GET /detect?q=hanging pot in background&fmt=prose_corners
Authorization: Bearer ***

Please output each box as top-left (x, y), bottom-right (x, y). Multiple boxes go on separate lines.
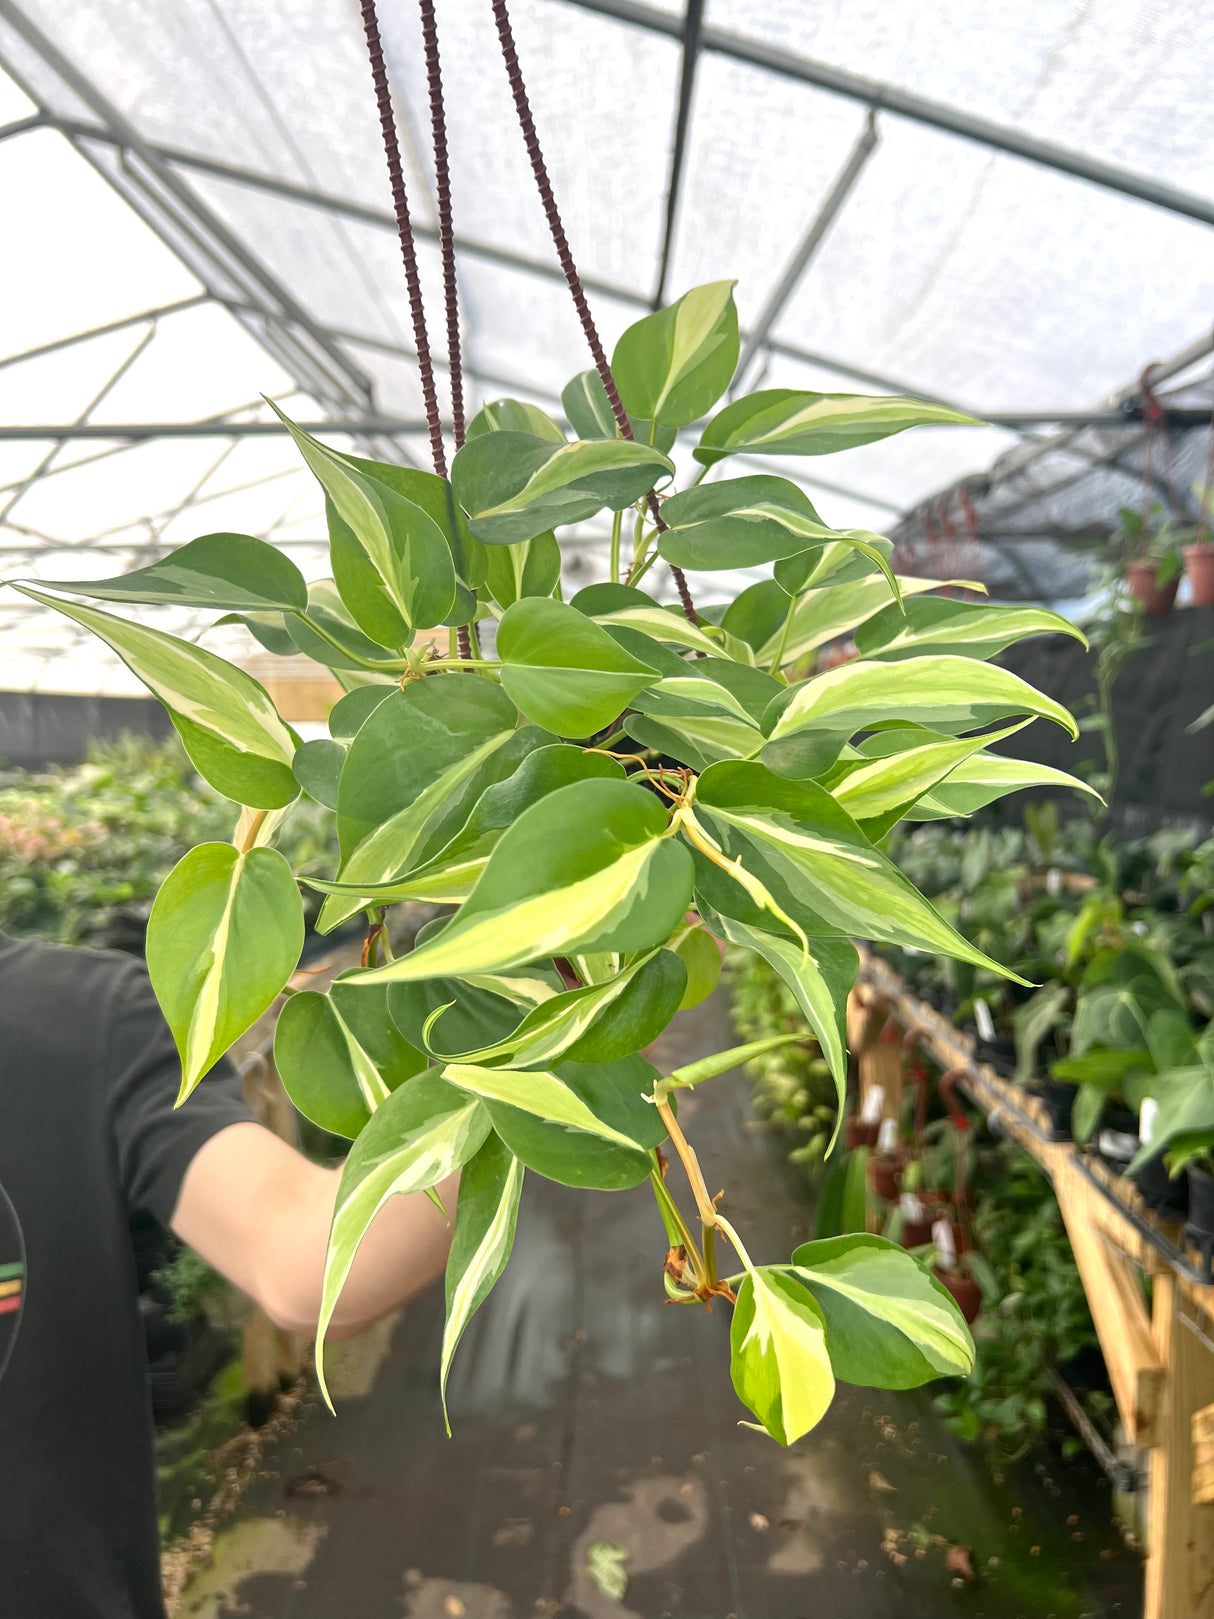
top-left (1125, 560), bottom-right (1178, 616)
top-left (1183, 543), bottom-right (1214, 607)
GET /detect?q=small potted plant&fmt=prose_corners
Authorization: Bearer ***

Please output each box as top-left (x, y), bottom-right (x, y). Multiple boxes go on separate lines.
top-left (1182, 484), bottom-right (1214, 608)
top-left (1126, 1062), bottom-right (1214, 1240)
top-left (1118, 505), bottom-right (1183, 616)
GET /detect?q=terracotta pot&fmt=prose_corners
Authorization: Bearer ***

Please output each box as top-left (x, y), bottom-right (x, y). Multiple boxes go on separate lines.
top-left (935, 1269), bottom-right (982, 1323)
top-left (1125, 560), bottom-right (1178, 617)
top-left (869, 1155), bottom-right (903, 1202)
top-left (1184, 543), bottom-right (1214, 608)
top-left (901, 1215), bottom-right (935, 1249)
top-left (846, 1117), bottom-right (880, 1152)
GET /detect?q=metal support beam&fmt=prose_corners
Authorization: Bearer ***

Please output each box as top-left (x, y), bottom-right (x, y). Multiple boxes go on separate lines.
top-left (0, 420), bottom-right (433, 441)
top-left (736, 110), bottom-right (879, 386)
top-left (0, 296), bottom-right (209, 375)
top-left (563, 0), bottom-right (1214, 229)
top-left (652, 0), bottom-right (704, 309)
top-left (0, 2), bottom-right (378, 422)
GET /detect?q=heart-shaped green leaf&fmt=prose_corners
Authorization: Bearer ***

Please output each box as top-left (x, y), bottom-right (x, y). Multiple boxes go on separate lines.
top-left (272, 404), bottom-right (456, 634)
top-left (612, 281), bottom-right (739, 428)
top-left (762, 656), bottom-right (1077, 779)
top-left (572, 582), bottom-right (725, 658)
top-left (482, 531), bottom-right (561, 609)
top-left (147, 842), bottom-right (303, 1102)
top-left (498, 596), bottom-right (660, 736)
top-left (318, 679), bottom-right (528, 929)
top-left (316, 1076), bottom-right (491, 1406)
top-left (788, 1234), bottom-right (974, 1387)
top-left (440, 1135), bottom-right (525, 1431)
top-left (561, 369), bottom-right (676, 451)
top-left (308, 743), bottom-right (624, 908)
top-left (751, 574), bottom-right (958, 667)
top-left (906, 751), bottom-right (1103, 820)
top-left (341, 454), bottom-right (488, 591)
top-left (466, 397), bottom-right (566, 442)
top-left (451, 432), bottom-right (674, 545)
top-left (730, 1265), bottom-right (835, 1445)
top-left (673, 924), bottom-right (722, 1010)
top-left (293, 738), bottom-right (346, 810)
top-left (327, 683), bottom-right (395, 740)
top-left (430, 947), bottom-right (686, 1068)
top-left (38, 532), bottom-right (308, 612)
top-left (444, 1055), bottom-right (663, 1190)
top-left (659, 478), bottom-right (897, 599)
top-left (774, 535), bottom-right (894, 596)
top-left (15, 587), bottom-right (299, 808)
top-left (854, 596), bottom-right (1087, 662)
top-left (695, 389), bottom-right (977, 466)
top-left (274, 983), bottom-right (425, 1139)
top-left (354, 779), bottom-right (695, 984)
top-left (693, 760), bottom-right (1027, 981)
top-left (696, 899), bottom-right (853, 1147)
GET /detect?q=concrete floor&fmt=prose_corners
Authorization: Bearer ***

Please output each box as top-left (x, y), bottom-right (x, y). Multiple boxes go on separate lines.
top-left (177, 996), bottom-right (1140, 1619)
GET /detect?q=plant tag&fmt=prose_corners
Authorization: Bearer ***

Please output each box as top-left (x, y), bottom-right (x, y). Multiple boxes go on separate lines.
top-left (1046, 867), bottom-right (1062, 896)
top-left (1139, 1097), bottom-right (1158, 1145)
top-left (900, 1192), bottom-right (925, 1222)
top-left (877, 1117), bottom-right (899, 1154)
top-left (860, 1084), bottom-right (885, 1124)
top-left (973, 998), bottom-right (995, 1043)
top-left (932, 1218), bottom-right (956, 1269)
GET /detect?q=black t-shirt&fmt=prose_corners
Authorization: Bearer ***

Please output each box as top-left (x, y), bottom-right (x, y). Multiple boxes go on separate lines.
top-left (0, 934), bottom-right (254, 1619)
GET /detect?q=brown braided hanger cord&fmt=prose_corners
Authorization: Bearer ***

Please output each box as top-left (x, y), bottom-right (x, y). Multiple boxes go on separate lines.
top-left (418, 0), bottom-right (466, 451)
top-left (358, 0), bottom-right (447, 479)
top-left (490, 0), bottom-right (698, 625)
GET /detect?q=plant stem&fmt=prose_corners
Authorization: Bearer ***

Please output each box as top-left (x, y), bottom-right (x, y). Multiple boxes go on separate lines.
top-left (295, 612), bottom-right (406, 672)
top-left (655, 1096), bottom-right (718, 1230)
top-left (714, 1213), bottom-right (756, 1275)
top-left (610, 509), bottom-right (623, 584)
top-left (649, 1164), bottom-right (707, 1289)
top-left (767, 592), bottom-right (798, 677)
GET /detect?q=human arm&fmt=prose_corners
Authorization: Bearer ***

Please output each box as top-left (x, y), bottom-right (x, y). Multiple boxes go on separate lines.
top-left (171, 1121), bottom-right (456, 1339)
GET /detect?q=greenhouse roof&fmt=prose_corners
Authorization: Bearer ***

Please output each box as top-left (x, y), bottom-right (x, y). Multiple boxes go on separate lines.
top-left (1, 0), bottom-right (1212, 691)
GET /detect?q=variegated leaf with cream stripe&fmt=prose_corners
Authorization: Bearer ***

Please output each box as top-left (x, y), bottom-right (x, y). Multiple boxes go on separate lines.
top-left (696, 388), bottom-right (977, 466)
top-left (440, 1136), bottom-right (525, 1432)
top-left (354, 779), bottom-right (695, 986)
top-left (315, 1075), bottom-right (491, 1408)
top-left (13, 587), bottom-right (299, 809)
top-left (147, 842), bottom-right (304, 1103)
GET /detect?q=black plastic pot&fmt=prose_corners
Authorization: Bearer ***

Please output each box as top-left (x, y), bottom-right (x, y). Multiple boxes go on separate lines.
top-left (1188, 1165), bottom-right (1214, 1238)
top-left (1095, 1106), bottom-right (1139, 1170)
top-left (974, 1035), bottom-right (1017, 1079)
top-left (1133, 1155), bottom-right (1189, 1218)
top-left (1039, 1078), bottom-right (1077, 1140)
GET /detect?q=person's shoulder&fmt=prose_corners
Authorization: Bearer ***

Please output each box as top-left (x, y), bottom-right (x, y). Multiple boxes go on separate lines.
top-left (0, 932), bottom-right (151, 1015)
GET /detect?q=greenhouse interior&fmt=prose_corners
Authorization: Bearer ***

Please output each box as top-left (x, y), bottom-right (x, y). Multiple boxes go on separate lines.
top-left (2, 2), bottom-right (1214, 1617)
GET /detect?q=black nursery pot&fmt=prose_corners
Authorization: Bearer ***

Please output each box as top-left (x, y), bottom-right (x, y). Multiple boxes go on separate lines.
top-left (1039, 1078), bottom-right (1077, 1141)
top-left (1133, 1155), bottom-right (1189, 1218)
top-left (1188, 1166), bottom-right (1214, 1237)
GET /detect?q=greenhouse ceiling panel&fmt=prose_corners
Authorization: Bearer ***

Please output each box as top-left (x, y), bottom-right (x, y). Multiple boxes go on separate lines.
top-left (0, 0), bottom-right (1211, 688)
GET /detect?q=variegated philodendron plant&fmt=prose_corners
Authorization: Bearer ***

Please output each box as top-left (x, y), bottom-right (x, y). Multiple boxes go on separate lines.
top-left (10, 282), bottom-right (1094, 1443)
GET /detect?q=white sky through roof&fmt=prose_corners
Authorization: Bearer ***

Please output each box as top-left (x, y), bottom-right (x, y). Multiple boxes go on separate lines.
top-left (0, 0), bottom-right (1211, 692)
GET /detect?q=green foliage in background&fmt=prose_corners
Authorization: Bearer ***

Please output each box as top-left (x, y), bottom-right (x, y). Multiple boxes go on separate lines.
top-left (0, 735), bottom-right (337, 946)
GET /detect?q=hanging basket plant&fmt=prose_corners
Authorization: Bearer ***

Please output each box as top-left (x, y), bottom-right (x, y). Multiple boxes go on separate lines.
top-left (3, 0), bottom-right (1097, 1446)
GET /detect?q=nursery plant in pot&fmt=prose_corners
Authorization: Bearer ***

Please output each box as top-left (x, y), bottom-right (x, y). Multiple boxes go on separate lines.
top-left (3, 3), bottom-right (1099, 1445)
top-left (1118, 505), bottom-right (1182, 617)
top-left (1183, 483), bottom-right (1214, 608)
top-left (1126, 1031), bottom-right (1214, 1236)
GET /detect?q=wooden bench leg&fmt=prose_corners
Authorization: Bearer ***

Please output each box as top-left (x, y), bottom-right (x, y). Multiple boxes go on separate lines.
top-left (1144, 1279), bottom-right (1214, 1619)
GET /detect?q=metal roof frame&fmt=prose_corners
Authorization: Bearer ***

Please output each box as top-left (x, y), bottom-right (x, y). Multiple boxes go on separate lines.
top-left (0, 0), bottom-right (1211, 629)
